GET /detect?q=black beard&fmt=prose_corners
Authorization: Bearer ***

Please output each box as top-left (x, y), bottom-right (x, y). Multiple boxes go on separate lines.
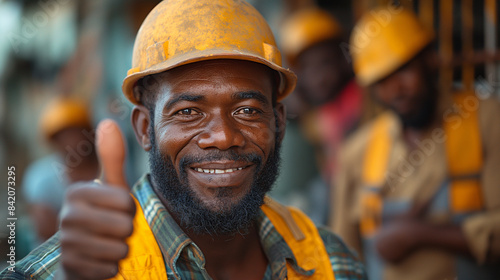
top-left (398, 94), bottom-right (436, 129)
top-left (148, 114), bottom-right (281, 236)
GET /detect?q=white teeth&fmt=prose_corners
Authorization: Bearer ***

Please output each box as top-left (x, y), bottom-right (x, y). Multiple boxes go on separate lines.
top-left (194, 167), bottom-right (245, 173)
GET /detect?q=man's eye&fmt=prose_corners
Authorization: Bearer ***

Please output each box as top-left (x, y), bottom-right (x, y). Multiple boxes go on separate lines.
top-left (236, 108), bottom-right (258, 115)
top-left (177, 108), bottom-right (198, 115)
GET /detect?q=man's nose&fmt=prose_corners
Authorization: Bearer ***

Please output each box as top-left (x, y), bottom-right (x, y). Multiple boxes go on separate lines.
top-left (197, 115), bottom-right (246, 150)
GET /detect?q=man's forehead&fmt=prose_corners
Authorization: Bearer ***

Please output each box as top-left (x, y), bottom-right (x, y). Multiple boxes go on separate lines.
top-left (154, 60), bottom-right (276, 93)
top-left (134, 59), bottom-right (278, 106)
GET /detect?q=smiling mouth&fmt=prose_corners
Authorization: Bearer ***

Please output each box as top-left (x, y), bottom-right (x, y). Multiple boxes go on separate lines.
top-left (192, 166), bottom-right (248, 174)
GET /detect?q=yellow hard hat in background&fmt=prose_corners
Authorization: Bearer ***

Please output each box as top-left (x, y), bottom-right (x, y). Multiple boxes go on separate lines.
top-left (350, 8), bottom-right (434, 86)
top-left (280, 7), bottom-right (343, 66)
top-left (122, 0), bottom-right (297, 104)
top-left (40, 97), bottom-right (92, 140)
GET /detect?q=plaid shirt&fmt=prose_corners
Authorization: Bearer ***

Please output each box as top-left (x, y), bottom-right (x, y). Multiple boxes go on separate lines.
top-left (1, 175), bottom-right (367, 280)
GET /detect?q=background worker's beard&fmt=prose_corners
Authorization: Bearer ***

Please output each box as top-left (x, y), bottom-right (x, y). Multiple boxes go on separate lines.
top-left (148, 121), bottom-right (281, 236)
top-left (398, 88), bottom-right (438, 129)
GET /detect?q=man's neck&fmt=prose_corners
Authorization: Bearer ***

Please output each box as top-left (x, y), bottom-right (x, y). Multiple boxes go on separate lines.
top-left (402, 117), bottom-right (440, 151)
top-left (152, 184), bottom-right (268, 280)
top-left (186, 224), bottom-right (268, 280)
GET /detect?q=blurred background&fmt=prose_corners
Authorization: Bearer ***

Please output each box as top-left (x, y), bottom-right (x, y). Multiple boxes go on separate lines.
top-left (0, 0), bottom-right (499, 270)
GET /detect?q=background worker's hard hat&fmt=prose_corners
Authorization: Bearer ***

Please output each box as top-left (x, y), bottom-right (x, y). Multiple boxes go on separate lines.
top-left (350, 8), bottom-right (434, 86)
top-left (122, 0), bottom-right (297, 104)
top-left (40, 97), bottom-right (92, 140)
top-left (280, 7), bottom-right (342, 66)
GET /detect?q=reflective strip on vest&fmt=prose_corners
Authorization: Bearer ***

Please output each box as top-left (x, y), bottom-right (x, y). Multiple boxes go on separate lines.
top-left (445, 93), bottom-right (484, 213)
top-left (360, 112), bottom-right (392, 237)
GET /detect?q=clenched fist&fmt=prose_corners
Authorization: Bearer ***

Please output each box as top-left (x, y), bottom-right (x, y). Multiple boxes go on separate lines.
top-left (58, 120), bottom-right (136, 280)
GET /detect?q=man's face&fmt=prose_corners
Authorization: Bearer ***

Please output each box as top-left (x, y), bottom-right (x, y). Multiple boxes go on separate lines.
top-left (145, 60), bottom-right (285, 235)
top-left (52, 127), bottom-right (92, 156)
top-left (296, 41), bottom-right (348, 106)
top-left (372, 56), bottom-right (437, 128)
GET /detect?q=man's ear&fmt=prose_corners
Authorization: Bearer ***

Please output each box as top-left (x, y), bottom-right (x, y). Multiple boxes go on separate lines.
top-left (274, 102), bottom-right (287, 144)
top-left (131, 105), bottom-right (152, 151)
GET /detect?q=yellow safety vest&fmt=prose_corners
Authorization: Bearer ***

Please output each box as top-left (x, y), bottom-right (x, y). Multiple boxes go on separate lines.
top-left (109, 197), bottom-right (335, 280)
top-left (360, 91), bottom-right (484, 237)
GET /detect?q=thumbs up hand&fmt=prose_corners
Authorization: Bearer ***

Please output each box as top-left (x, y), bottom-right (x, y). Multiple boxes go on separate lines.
top-left (59, 120), bottom-right (136, 280)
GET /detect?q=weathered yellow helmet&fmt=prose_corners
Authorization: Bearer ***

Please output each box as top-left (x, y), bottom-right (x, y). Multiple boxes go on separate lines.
top-left (350, 8), bottom-right (434, 86)
top-left (280, 7), bottom-right (342, 66)
top-left (122, 0), bottom-right (297, 104)
top-left (40, 97), bottom-right (92, 140)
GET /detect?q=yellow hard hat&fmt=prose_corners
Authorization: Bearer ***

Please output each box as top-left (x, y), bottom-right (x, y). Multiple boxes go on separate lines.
top-left (40, 97), bottom-right (92, 140)
top-left (280, 7), bottom-right (342, 66)
top-left (350, 8), bottom-right (434, 86)
top-left (122, 0), bottom-right (297, 104)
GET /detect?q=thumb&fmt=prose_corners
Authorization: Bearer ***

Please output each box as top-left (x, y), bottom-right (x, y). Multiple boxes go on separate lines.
top-left (95, 119), bottom-right (128, 189)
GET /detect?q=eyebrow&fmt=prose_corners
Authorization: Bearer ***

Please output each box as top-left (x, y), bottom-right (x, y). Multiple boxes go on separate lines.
top-left (232, 91), bottom-right (269, 106)
top-left (165, 94), bottom-right (205, 111)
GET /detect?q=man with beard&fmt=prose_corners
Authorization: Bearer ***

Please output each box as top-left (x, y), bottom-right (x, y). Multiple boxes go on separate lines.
top-left (280, 7), bottom-right (362, 181)
top-left (0, 1), bottom-right (367, 280)
top-left (274, 7), bottom-right (362, 225)
top-left (331, 7), bottom-right (500, 280)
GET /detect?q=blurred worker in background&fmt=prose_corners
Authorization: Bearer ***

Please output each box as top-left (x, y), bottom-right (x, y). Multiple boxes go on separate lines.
top-left (277, 7), bottom-right (362, 224)
top-left (331, 7), bottom-right (500, 280)
top-left (22, 96), bottom-right (99, 246)
top-left (2, 1), bottom-right (367, 279)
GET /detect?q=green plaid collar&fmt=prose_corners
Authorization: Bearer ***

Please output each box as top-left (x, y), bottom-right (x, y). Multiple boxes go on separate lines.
top-left (131, 174), bottom-right (312, 279)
